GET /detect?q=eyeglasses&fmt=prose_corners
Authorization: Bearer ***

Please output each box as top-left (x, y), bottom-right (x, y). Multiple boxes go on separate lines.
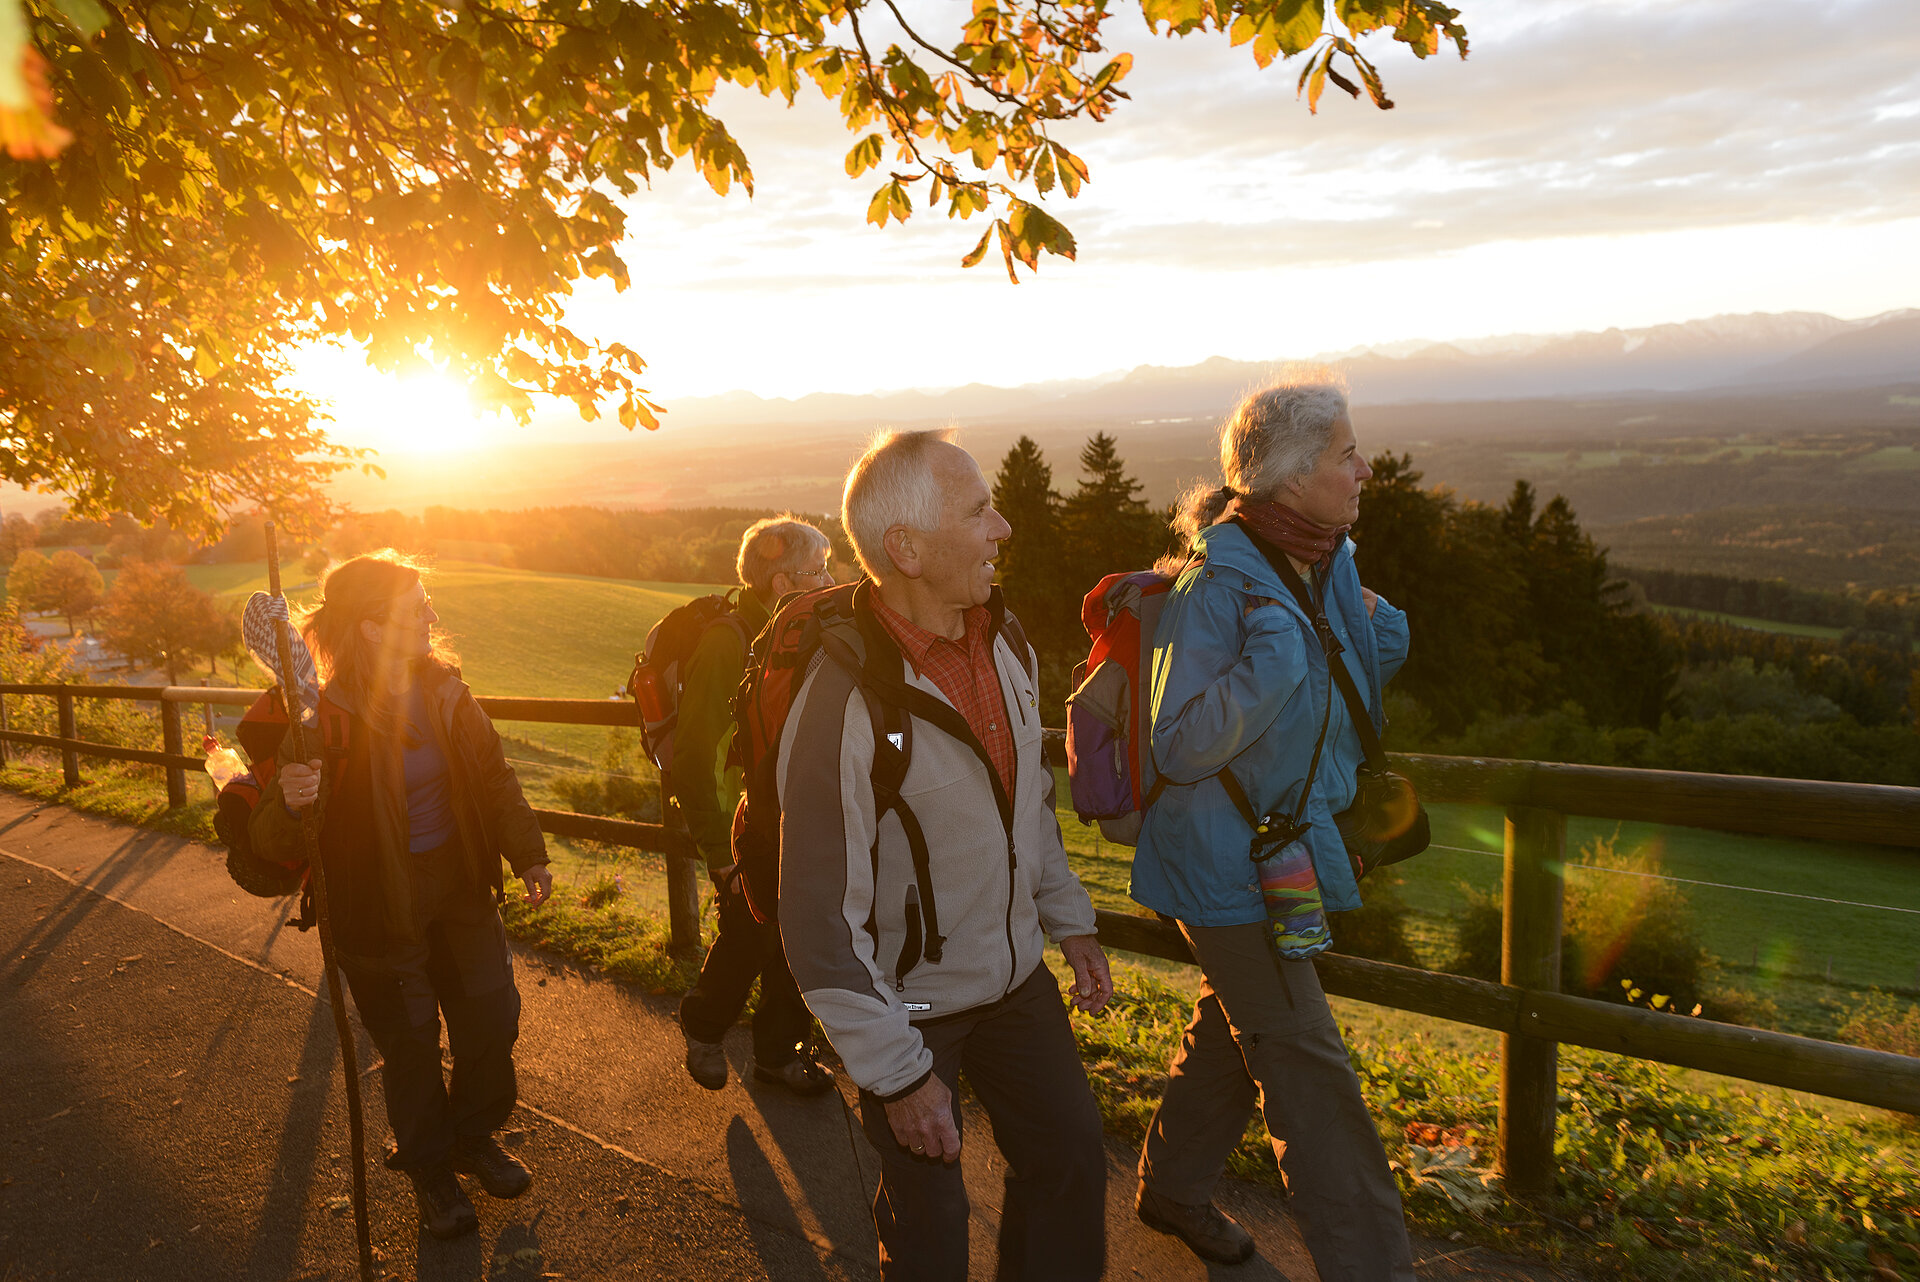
top-left (790, 566), bottom-right (834, 585)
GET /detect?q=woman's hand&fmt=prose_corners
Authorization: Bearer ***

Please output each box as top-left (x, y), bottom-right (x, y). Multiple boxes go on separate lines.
top-left (1361, 586), bottom-right (1379, 618)
top-left (521, 864), bottom-right (554, 906)
top-left (280, 760), bottom-right (323, 813)
top-left (1244, 595), bottom-right (1283, 618)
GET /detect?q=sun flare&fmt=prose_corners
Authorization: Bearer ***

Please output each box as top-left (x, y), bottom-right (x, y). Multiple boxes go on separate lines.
top-left (289, 347), bottom-right (514, 456)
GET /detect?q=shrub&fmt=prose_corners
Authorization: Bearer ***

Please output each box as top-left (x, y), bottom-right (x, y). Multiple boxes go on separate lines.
top-left (1446, 833), bottom-right (1712, 1017)
top-left (548, 728), bottom-right (661, 823)
top-left (1564, 834), bottom-right (1711, 1015)
top-left (0, 604), bottom-right (163, 754)
top-left (1835, 990), bottom-right (1920, 1059)
top-left (1329, 877), bottom-right (1422, 968)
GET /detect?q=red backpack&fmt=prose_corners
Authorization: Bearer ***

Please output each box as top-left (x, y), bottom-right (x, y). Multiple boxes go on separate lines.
top-left (727, 584), bottom-right (930, 947)
top-left (212, 689), bottom-right (351, 927)
top-left (1065, 566), bottom-right (1188, 845)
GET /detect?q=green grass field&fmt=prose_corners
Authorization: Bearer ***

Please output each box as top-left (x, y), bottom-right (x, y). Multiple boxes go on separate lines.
top-left (1053, 780), bottom-right (1920, 993)
top-left (180, 559), bottom-right (728, 759)
top-left (1647, 604), bottom-right (1845, 640)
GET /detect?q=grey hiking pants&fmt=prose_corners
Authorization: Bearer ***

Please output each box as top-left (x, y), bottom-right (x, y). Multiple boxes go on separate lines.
top-left (1139, 920), bottom-right (1415, 1282)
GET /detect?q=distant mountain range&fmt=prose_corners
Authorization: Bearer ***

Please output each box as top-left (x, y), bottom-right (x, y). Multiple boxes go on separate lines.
top-left (656, 309), bottom-right (1920, 431)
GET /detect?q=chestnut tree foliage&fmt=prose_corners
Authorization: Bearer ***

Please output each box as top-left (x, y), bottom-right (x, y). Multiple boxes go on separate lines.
top-left (2, 0), bottom-right (1466, 535)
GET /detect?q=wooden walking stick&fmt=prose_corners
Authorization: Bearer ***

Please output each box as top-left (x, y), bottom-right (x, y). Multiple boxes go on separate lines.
top-left (265, 522), bottom-right (376, 1281)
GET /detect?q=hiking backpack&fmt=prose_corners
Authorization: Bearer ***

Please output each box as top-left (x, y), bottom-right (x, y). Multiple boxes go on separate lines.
top-left (1065, 565), bottom-right (1190, 845)
top-left (211, 689), bottom-right (351, 927)
top-left (727, 584), bottom-right (933, 954)
top-left (625, 592), bottom-right (751, 783)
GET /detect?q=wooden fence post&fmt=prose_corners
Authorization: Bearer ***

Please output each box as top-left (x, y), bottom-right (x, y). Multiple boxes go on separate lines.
top-left (160, 699), bottom-right (187, 809)
top-left (56, 691), bottom-right (80, 787)
top-left (1499, 804), bottom-right (1566, 1199)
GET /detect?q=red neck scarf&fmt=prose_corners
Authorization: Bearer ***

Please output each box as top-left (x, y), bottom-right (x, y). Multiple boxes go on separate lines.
top-left (1229, 498), bottom-right (1348, 570)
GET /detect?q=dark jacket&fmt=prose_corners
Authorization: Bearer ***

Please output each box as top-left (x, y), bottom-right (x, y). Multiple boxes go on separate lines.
top-left (249, 662), bottom-right (547, 954)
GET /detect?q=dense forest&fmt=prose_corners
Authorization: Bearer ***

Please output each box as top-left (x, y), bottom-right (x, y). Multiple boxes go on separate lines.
top-left (983, 435), bottom-right (1920, 786)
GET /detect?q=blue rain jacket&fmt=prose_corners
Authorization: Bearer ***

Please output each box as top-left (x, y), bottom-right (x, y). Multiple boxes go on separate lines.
top-left (1130, 519), bottom-right (1410, 925)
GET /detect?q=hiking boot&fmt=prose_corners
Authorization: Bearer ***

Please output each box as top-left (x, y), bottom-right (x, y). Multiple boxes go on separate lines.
top-left (752, 1054), bottom-right (837, 1097)
top-left (408, 1161), bottom-right (478, 1240)
top-left (1135, 1184), bottom-right (1256, 1265)
top-left (451, 1133), bottom-right (533, 1200)
top-left (684, 1033), bottom-right (728, 1091)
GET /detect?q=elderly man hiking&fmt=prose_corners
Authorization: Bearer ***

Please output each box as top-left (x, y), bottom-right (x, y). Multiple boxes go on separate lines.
top-left (777, 429), bottom-right (1114, 1281)
top-left (678, 517), bottom-right (839, 1094)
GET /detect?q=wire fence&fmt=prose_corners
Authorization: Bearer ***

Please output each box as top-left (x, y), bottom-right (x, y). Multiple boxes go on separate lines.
top-left (1424, 840), bottom-right (1920, 918)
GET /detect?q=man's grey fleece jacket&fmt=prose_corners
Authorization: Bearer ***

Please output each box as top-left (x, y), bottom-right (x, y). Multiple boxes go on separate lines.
top-left (775, 598), bottom-right (1099, 1101)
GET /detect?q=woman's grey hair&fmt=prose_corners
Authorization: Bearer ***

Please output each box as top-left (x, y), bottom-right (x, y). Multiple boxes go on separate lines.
top-left (1169, 368), bottom-right (1351, 553)
top-left (736, 515), bottom-right (831, 597)
top-left (842, 428), bottom-right (957, 580)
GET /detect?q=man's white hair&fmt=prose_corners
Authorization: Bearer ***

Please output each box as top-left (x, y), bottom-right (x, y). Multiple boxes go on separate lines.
top-left (841, 428), bottom-right (957, 581)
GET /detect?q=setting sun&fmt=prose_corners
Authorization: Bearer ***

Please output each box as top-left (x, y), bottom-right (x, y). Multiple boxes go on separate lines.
top-left (288, 346), bottom-right (519, 456)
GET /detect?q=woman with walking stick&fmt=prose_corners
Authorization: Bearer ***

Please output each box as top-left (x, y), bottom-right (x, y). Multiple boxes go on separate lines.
top-left (250, 550), bottom-right (553, 1239)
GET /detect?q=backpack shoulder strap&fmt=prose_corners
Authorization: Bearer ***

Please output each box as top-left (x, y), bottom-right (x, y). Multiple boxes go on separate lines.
top-left (996, 606), bottom-right (1036, 682)
top-left (1232, 517), bottom-right (1388, 773)
top-left (815, 588), bottom-right (948, 965)
top-left (860, 689), bottom-right (943, 964)
top-left (315, 692), bottom-right (351, 758)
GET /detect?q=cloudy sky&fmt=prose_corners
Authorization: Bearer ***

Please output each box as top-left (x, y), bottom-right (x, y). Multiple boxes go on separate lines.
top-left (305, 0), bottom-right (1920, 448)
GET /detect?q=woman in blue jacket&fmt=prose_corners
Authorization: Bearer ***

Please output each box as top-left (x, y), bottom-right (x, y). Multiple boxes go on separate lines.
top-left (1130, 375), bottom-right (1416, 1279)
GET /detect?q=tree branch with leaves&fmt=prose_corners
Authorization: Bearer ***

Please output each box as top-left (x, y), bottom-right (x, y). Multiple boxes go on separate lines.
top-left (2, 0), bottom-right (1466, 534)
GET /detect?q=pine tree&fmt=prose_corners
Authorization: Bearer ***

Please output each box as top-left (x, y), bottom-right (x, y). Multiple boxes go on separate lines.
top-left (1062, 432), bottom-right (1163, 587)
top-left (992, 436), bottom-right (1061, 635)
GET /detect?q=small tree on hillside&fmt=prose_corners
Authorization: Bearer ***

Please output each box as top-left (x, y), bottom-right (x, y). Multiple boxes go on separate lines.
top-left (99, 562), bottom-right (225, 684)
top-left (0, 514), bottom-right (36, 565)
top-left (196, 603), bottom-right (246, 683)
top-left (7, 549), bottom-right (53, 615)
top-left (42, 551), bottom-right (105, 636)
top-left (104, 514), bottom-right (191, 566)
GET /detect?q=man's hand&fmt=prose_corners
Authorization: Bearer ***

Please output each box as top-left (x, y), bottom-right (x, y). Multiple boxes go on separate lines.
top-left (708, 862), bottom-right (741, 897)
top-left (1361, 586), bottom-right (1379, 618)
top-left (885, 1075), bottom-right (961, 1162)
top-left (280, 760), bottom-right (323, 813)
top-left (520, 864), bottom-right (553, 906)
top-left (1059, 934), bottom-right (1113, 1014)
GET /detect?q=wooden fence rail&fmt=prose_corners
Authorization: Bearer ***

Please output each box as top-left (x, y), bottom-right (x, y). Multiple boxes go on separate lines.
top-left (3, 682), bottom-right (1917, 1197)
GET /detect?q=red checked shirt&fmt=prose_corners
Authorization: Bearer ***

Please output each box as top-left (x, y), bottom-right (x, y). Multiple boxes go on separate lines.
top-left (871, 597), bottom-right (1017, 803)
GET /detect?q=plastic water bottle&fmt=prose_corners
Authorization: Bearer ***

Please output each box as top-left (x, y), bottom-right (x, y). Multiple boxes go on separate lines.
top-left (204, 744), bottom-right (246, 791)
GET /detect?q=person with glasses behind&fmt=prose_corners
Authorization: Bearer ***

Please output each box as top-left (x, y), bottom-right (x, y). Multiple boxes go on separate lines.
top-left (678, 516), bottom-right (840, 1094)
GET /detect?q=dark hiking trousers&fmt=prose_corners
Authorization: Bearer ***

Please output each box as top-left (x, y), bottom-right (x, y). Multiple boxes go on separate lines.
top-left (1140, 920), bottom-right (1415, 1282)
top-left (337, 837), bottom-right (521, 1172)
top-left (679, 882), bottom-right (811, 1066)
top-left (855, 965), bottom-right (1106, 1282)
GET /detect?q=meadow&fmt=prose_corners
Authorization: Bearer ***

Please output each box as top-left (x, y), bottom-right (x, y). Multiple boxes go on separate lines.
top-left (1645, 605), bottom-right (1846, 640)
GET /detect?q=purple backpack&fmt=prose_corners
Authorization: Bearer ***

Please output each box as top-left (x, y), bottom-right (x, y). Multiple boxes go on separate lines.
top-left (1065, 568), bottom-right (1181, 845)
